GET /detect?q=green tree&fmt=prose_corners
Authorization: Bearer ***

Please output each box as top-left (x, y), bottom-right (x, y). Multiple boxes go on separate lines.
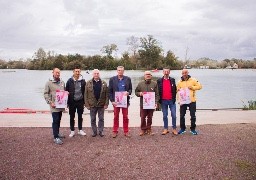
top-left (163, 50), bottom-right (179, 69)
top-left (53, 55), bottom-right (66, 69)
top-left (138, 35), bottom-right (163, 69)
top-left (33, 47), bottom-right (47, 60)
top-left (101, 44), bottom-right (118, 59)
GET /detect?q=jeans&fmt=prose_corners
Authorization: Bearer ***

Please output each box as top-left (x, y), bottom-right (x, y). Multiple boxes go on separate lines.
top-left (69, 100), bottom-right (84, 131)
top-left (180, 102), bottom-right (196, 131)
top-left (113, 106), bottom-right (129, 133)
top-left (140, 108), bottom-right (154, 130)
top-left (161, 99), bottom-right (177, 129)
top-left (90, 107), bottom-right (105, 134)
top-left (52, 112), bottom-right (62, 138)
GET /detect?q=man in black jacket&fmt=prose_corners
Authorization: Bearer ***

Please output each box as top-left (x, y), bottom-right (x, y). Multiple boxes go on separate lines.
top-left (66, 66), bottom-right (86, 137)
top-left (157, 68), bottom-right (178, 135)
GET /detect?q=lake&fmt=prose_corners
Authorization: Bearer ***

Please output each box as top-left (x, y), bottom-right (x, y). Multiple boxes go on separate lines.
top-left (0, 69), bottom-right (256, 110)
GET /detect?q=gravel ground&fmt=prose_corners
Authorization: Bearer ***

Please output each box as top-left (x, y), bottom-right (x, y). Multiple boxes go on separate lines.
top-left (0, 124), bottom-right (256, 180)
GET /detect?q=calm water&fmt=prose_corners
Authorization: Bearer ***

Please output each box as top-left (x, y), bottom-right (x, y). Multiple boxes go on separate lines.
top-left (0, 69), bottom-right (256, 110)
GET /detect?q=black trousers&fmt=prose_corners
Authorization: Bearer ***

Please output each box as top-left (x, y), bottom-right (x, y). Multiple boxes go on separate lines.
top-left (180, 102), bottom-right (196, 131)
top-left (69, 100), bottom-right (84, 131)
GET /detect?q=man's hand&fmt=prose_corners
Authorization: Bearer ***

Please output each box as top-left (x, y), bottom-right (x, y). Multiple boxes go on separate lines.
top-left (104, 105), bottom-right (108, 109)
top-left (50, 102), bottom-right (56, 108)
top-left (139, 92), bottom-right (143, 96)
top-left (112, 102), bottom-right (117, 107)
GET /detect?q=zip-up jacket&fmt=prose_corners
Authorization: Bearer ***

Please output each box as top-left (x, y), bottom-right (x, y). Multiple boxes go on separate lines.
top-left (44, 78), bottom-right (65, 112)
top-left (109, 75), bottom-right (132, 105)
top-left (135, 80), bottom-right (159, 107)
top-left (66, 75), bottom-right (86, 105)
top-left (177, 75), bottom-right (202, 103)
top-left (157, 77), bottom-right (177, 104)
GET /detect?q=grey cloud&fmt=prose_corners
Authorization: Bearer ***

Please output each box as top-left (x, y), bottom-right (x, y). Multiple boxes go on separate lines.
top-left (0, 0), bottom-right (255, 60)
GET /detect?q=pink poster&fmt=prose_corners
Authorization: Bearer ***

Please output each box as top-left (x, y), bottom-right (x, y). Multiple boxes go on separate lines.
top-left (143, 92), bottom-right (155, 109)
top-left (178, 88), bottom-right (191, 105)
top-left (55, 90), bottom-right (69, 108)
top-left (115, 92), bottom-right (127, 108)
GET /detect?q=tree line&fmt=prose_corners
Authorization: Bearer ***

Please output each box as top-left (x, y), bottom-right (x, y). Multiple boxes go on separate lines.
top-left (0, 35), bottom-right (256, 70)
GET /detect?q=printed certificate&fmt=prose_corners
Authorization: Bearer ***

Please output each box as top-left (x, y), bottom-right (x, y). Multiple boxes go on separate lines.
top-left (55, 90), bottom-right (69, 108)
top-left (178, 87), bottom-right (191, 105)
top-left (143, 92), bottom-right (155, 109)
top-left (115, 92), bottom-right (127, 108)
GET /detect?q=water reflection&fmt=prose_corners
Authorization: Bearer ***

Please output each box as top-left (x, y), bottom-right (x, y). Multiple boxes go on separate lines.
top-left (0, 69), bottom-right (256, 110)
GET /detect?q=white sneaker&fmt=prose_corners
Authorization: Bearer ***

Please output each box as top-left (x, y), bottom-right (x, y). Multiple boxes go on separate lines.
top-left (78, 130), bottom-right (86, 136)
top-left (69, 131), bottom-right (75, 137)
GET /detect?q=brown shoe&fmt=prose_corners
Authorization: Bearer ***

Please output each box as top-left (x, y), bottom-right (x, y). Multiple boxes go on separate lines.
top-left (161, 129), bottom-right (169, 135)
top-left (124, 133), bottom-right (131, 137)
top-left (112, 133), bottom-right (117, 138)
top-left (172, 129), bottom-right (178, 135)
top-left (139, 130), bottom-right (145, 136)
top-left (147, 129), bottom-right (155, 136)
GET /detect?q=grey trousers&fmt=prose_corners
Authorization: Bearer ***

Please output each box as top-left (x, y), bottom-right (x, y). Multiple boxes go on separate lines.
top-left (90, 107), bottom-right (105, 134)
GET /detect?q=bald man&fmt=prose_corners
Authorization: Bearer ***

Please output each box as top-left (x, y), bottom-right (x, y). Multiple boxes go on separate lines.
top-left (135, 71), bottom-right (159, 136)
top-left (44, 68), bottom-right (66, 145)
top-left (177, 69), bottom-right (202, 135)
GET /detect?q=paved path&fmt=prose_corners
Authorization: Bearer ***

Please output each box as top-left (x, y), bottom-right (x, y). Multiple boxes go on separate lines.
top-left (0, 109), bottom-right (255, 127)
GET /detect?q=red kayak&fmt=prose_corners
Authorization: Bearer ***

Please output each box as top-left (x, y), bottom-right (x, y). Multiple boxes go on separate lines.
top-left (0, 108), bottom-right (49, 114)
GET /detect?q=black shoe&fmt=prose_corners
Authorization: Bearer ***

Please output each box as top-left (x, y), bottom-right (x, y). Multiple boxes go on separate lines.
top-left (99, 132), bottom-right (104, 137)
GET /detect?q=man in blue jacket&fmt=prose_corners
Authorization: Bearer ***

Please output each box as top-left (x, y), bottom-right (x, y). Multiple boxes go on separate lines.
top-left (109, 66), bottom-right (132, 138)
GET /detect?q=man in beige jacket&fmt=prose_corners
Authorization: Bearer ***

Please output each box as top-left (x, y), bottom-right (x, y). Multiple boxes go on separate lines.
top-left (44, 68), bottom-right (66, 145)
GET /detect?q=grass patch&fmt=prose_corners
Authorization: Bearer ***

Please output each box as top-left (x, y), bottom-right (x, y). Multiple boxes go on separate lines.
top-left (242, 100), bottom-right (256, 110)
top-left (234, 159), bottom-right (256, 178)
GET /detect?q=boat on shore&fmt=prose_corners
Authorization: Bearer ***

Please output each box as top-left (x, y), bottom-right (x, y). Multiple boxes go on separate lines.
top-left (184, 65), bottom-right (191, 69)
top-left (151, 69), bottom-right (159, 72)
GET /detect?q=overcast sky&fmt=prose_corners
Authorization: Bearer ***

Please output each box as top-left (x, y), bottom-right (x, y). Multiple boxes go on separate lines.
top-left (0, 0), bottom-right (255, 61)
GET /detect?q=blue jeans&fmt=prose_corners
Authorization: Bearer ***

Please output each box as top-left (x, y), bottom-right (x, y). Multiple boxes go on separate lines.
top-left (161, 100), bottom-right (176, 129)
top-left (52, 112), bottom-right (62, 138)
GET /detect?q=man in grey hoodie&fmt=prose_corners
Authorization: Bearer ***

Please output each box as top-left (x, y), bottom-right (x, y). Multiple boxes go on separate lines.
top-left (66, 66), bottom-right (86, 137)
top-left (44, 68), bottom-right (66, 145)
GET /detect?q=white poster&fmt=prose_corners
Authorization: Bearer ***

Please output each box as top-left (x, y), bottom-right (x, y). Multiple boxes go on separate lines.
top-left (115, 92), bottom-right (127, 108)
top-left (55, 90), bottom-right (69, 108)
top-left (143, 92), bottom-right (155, 109)
top-left (178, 88), bottom-right (191, 105)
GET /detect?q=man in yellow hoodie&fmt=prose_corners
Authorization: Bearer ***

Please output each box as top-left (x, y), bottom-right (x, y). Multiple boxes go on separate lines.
top-left (177, 69), bottom-right (202, 135)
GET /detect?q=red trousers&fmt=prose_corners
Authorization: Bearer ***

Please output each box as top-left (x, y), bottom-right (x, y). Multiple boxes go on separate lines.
top-left (140, 107), bottom-right (154, 130)
top-left (113, 106), bottom-right (129, 133)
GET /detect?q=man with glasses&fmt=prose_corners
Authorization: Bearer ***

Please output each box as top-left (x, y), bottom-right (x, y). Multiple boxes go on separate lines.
top-left (135, 71), bottom-right (159, 136)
